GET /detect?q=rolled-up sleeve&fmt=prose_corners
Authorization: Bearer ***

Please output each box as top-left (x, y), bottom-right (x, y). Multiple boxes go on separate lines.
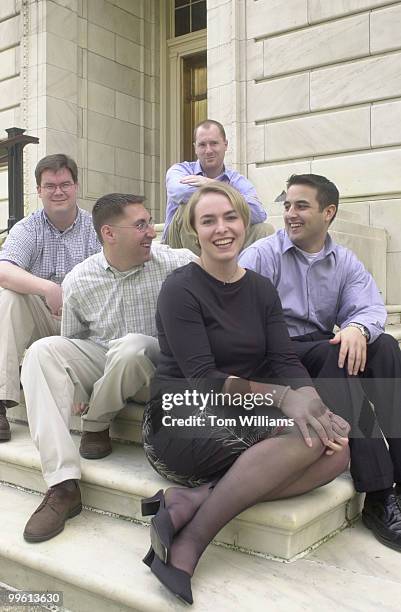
top-left (337, 254), bottom-right (386, 343)
top-left (61, 276), bottom-right (88, 339)
top-left (0, 223), bottom-right (36, 269)
top-left (229, 173), bottom-right (267, 224)
top-left (166, 163), bottom-right (197, 206)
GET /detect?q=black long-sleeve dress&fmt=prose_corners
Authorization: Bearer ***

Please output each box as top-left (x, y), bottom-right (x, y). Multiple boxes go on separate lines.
top-left (142, 262), bottom-right (312, 486)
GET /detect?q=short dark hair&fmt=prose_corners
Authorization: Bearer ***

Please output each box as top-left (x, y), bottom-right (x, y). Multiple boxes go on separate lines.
top-left (92, 193), bottom-right (146, 243)
top-left (35, 154), bottom-right (78, 186)
top-left (193, 119), bottom-right (226, 143)
top-left (286, 174), bottom-right (339, 222)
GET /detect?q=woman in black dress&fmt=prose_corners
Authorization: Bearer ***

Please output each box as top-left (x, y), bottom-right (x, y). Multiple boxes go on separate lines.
top-left (142, 182), bottom-right (349, 604)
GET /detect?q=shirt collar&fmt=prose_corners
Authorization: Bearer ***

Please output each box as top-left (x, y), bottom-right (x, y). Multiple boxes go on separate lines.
top-left (282, 230), bottom-right (336, 259)
top-left (99, 249), bottom-right (110, 270)
top-left (195, 159), bottom-right (229, 180)
top-left (44, 206), bottom-right (80, 233)
top-left (100, 248), bottom-right (146, 276)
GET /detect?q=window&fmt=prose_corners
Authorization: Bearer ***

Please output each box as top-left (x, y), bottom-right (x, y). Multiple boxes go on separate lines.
top-left (174, 0), bottom-right (206, 37)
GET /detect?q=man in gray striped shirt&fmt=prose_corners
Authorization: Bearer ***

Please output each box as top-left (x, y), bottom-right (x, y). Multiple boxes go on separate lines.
top-left (0, 154), bottom-right (100, 442)
top-left (21, 193), bottom-right (196, 543)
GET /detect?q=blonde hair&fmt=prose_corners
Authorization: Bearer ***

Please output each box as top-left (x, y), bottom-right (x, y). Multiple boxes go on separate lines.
top-left (183, 183), bottom-right (250, 241)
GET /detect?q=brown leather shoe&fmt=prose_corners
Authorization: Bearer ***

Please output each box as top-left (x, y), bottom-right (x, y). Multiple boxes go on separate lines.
top-left (79, 429), bottom-right (112, 459)
top-left (0, 401), bottom-right (11, 442)
top-left (23, 480), bottom-right (82, 542)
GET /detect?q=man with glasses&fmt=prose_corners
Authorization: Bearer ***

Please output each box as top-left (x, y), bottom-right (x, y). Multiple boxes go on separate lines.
top-left (21, 193), bottom-right (196, 543)
top-left (0, 154), bottom-right (100, 442)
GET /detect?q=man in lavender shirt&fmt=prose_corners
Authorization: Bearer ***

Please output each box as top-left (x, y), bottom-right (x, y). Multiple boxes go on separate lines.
top-left (164, 119), bottom-right (273, 254)
top-left (239, 173), bottom-right (401, 552)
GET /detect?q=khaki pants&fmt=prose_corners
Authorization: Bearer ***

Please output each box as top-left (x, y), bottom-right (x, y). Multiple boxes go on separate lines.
top-left (0, 289), bottom-right (60, 405)
top-left (21, 333), bottom-right (159, 487)
top-left (165, 205), bottom-right (275, 255)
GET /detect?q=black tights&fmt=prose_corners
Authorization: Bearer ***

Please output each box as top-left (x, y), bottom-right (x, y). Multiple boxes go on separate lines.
top-left (163, 428), bottom-right (349, 576)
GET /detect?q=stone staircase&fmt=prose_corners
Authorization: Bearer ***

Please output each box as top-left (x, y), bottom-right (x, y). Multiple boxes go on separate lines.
top-left (386, 304), bottom-right (401, 345)
top-left (0, 303), bottom-right (399, 611)
top-left (0, 400), bottom-right (361, 610)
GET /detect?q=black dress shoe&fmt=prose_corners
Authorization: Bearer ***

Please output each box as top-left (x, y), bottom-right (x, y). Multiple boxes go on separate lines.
top-left (141, 489), bottom-right (163, 516)
top-left (142, 545), bottom-right (155, 568)
top-left (151, 555), bottom-right (193, 605)
top-left (362, 493), bottom-right (401, 551)
top-left (142, 489), bottom-right (175, 564)
top-left (150, 503), bottom-right (175, 564)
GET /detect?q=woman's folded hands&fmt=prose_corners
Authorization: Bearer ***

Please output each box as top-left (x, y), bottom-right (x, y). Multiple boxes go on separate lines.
top-left (280, 386), bottom-right (350, 453)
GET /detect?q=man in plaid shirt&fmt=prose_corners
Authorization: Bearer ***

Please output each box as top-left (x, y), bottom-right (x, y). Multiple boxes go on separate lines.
top-left (21, 192), bottom-right (196, 543)
top-left (0, 154), bottom-right (100, 442)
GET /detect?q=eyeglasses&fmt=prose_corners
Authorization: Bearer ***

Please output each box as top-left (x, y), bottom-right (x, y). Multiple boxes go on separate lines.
top-left (41, 182), bottom-right (76, 193)
top-left (109, 219), bottom-right (155, 233)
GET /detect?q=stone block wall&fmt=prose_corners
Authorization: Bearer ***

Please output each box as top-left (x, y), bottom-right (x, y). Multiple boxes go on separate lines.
top-left (208, 0), bottom-right (401, 303)
top-left (1, 0), bottom-right (160, 220)
top-left (0, 0), bottom-right (22, 229)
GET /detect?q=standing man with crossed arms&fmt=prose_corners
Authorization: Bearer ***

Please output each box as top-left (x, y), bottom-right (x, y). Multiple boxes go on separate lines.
top-left (164, 119), bottom-right (273, 254)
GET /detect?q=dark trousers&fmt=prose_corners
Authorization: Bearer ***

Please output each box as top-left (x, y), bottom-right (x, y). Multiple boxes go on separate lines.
top-left (292, 332), bottom-right (401, 493)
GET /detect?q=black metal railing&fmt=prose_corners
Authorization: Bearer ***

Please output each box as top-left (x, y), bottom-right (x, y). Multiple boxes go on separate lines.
top-left (0, 127), bottom-right (39, 235)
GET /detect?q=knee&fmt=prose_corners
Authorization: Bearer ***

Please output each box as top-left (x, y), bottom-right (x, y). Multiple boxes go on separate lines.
top-left (0, 288), bottom-right (25, 310)
top-left (308, 435), bottom-right (327, 459)
top-left (371, 332), bottom-right (399, 354)
top-left (289, 427), bottom-right (326, 460)
top-left (316, 342), bottom-right (341, 361)
top-left (108, 334), bottom-right (159, 364)
top-left (23, 336), bottom-right (65, 365)
top-left (329, 444), bottom-right (350, 477)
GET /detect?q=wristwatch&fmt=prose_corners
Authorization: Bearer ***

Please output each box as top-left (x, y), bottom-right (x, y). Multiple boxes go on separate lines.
top-left (347, 322), bottom-right (370, 341)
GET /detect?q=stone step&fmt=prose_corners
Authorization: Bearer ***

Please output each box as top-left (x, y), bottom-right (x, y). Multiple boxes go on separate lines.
top-left (0, 483), bottom-right (282, 612)
top-left (0, 423), bottom-right (362, 561)
top-left (386, 304), bottom-right (401, 314)
top-left (3, 484), bottom-right (396, 612)
top-left (386, 305), bottom-right (401, 325)
top-left (386, 313), bottom-right (401, 325)
top-left (386, 323), bottom-right (401, 341)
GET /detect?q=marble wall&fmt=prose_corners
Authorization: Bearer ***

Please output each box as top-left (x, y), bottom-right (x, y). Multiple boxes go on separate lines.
top-left (0, 0), bottom-right (22, 229)
top-left (208, 0), bottom-right (401, 303)
top-left (1, 0), bottom-right (160, 220)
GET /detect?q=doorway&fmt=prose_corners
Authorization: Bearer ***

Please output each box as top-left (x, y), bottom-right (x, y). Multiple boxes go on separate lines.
top-left (182, 51), bottom-right (207, 161)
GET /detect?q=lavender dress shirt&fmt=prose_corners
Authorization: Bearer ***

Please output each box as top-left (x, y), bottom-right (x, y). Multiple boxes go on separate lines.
top-left (163, 160), bottom-right (267, 239)
top-left (238, 229), bottom-right (386, 344)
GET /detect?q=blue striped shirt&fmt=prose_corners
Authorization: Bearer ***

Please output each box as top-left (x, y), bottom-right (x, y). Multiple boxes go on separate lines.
top-left (0, 208), bottom-right (101, 284)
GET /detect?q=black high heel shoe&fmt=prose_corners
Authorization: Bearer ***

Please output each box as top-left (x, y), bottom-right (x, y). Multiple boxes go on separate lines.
top-left (141, 492), bottom-right (161, 568)
top-left (141, 489), bottom-right (164, 516)
top-left (151, 555), bottom-right (193, 605)
top-left (142, 545), bottom-right (155, 567)
top-left (142, 489), bottom-right (175, 564)
top-left (150, 503), bottom-right (175, 564)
